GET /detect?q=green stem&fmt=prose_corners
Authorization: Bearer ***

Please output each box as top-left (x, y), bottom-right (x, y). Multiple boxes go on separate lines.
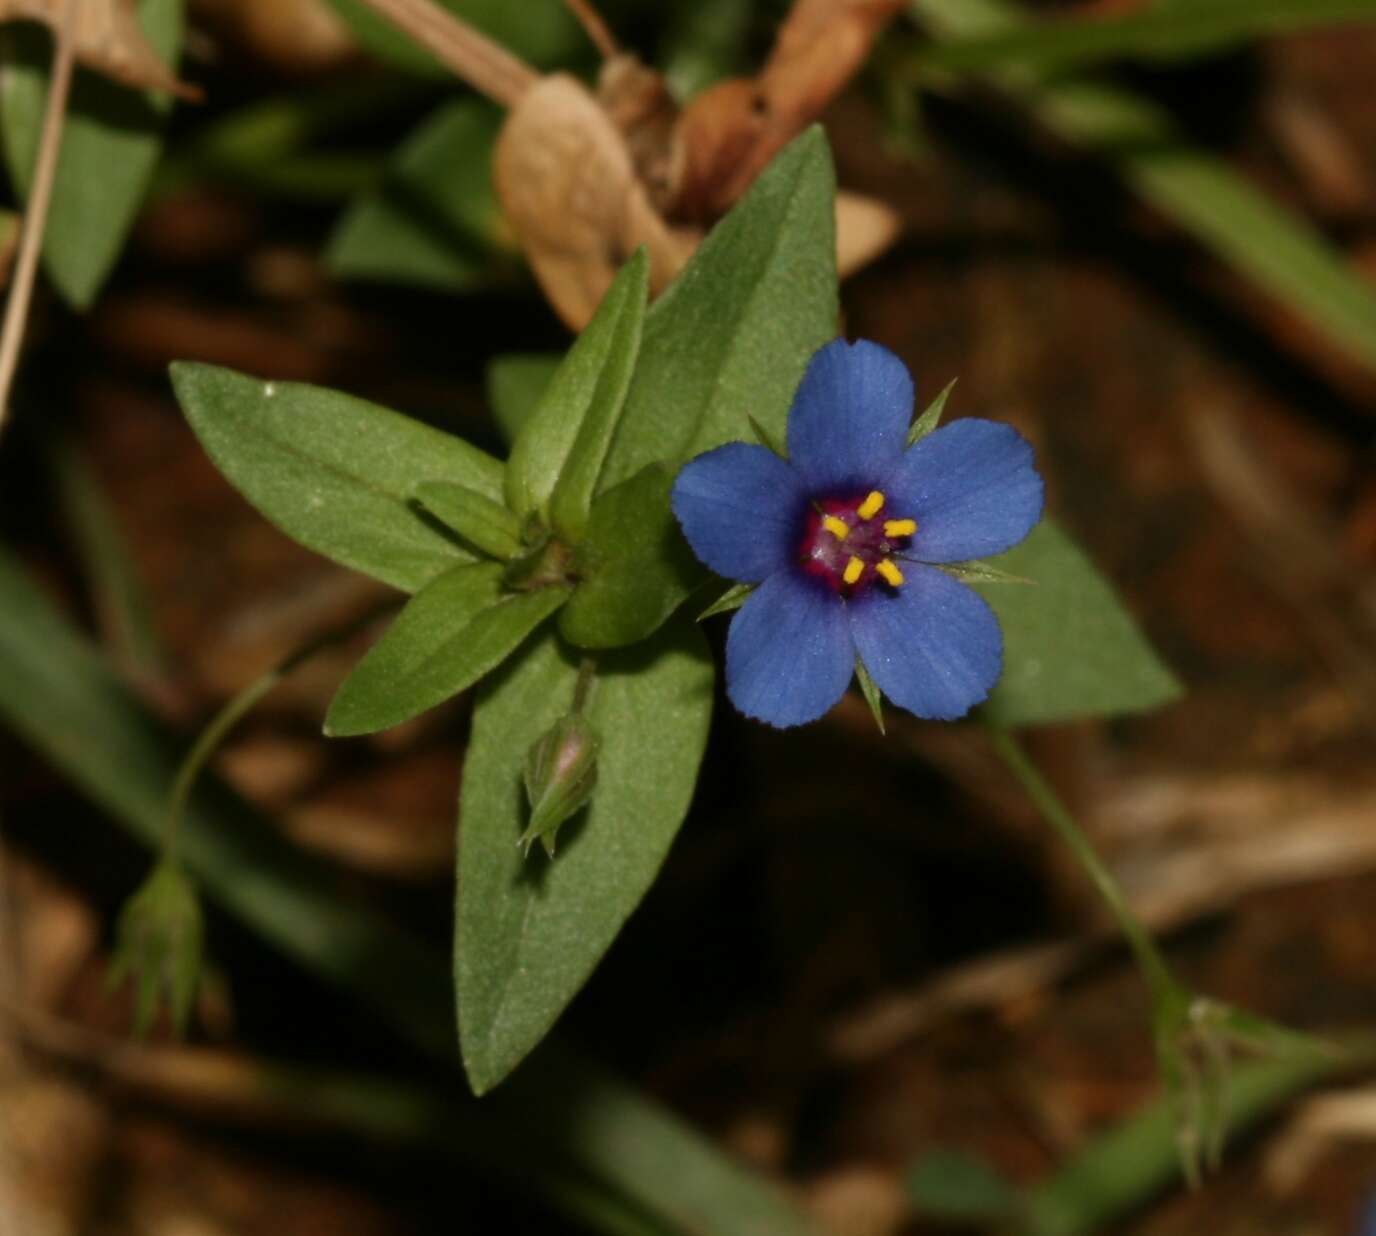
top-left (984, 721), bottom-right (1177, 1001)
top-left (572, 656), bottom-right (597, 713)
top-left (163, 603), bottom-right (396, 860)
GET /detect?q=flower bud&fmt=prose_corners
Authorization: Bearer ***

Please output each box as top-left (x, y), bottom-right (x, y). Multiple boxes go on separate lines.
top-left (107, 860), bottom-right (204, 1037)
top-left (519, 713), bottom-right (600, 859)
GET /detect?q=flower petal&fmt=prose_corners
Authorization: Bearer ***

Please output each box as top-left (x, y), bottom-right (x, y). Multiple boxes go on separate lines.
top-left (671, 442), bottom-right (807, 582)
top-left (882, 419), bottom-right (1043, 563)
top-left (848, 564), bottom-right (1001, 721)
top-left (726, 570), bottom-right (854, 728)
top-left (786, 339), bottom-right (913, 493)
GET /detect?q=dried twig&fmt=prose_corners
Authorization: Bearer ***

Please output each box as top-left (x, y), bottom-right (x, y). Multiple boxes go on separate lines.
top-left (562, 0), bottom-right (618, 59)
top-left (0, 0), bottom-right (80, 439)
top-left (355, 0), bottom-right (536, 106)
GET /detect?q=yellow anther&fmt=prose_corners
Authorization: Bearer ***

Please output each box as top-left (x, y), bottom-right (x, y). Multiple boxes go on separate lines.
top-left (875, 559), bottom-right (904, 588)
top-left (821, 515), bottom-right (851, 541)
top-left (857, 490), bottom-right (885, 520)
top-left (842, 556), bottom-right (865, 586)
top-left (883, 518), bottom-right (917, 538)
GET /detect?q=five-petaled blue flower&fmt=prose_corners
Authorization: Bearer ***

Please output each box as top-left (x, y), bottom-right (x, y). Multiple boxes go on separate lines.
top-left (670, 338), bottom-right (1044, 727)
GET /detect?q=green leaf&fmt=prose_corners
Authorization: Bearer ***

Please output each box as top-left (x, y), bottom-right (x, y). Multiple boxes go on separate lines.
top-left (170, 362), bottom-right (504, 593)
top-left (907, 1149), bottom-right (1020, 1222)
top-left (915, 0), bottom-right (1376, 74)
top-left (324, 563), bottom-right (569, 737)
top-left (415, 481), bottom-right (522, 560)
top-left (698, 581), bottom-right (755, 620)
top-left (326, 99), bottom-right (510, 291)
top-left (456, 621), bottom-right (713, 1093)
top-left (323, 0), bottom-right (587, 76)
top-left (506, 252), bottom-right (651, 523)
top-left (0, 546), bottom-right (827, 1236)
top-left (547, 249), bottom-right (650, 542)
top-left (560, 464), bottom-right (702, 650)
top-left (0, 0), bottom-right (183, 308)
top-left (912, 0), bottom-right (1376, 380)
top-left (602, 127), bottom-right (838, 488)
top-left (487, 353), bottom-right (561, 448)
top-left (975, 519), bottom-right (1182, 726)
top-left (907, 377), bottom-right (957, 445)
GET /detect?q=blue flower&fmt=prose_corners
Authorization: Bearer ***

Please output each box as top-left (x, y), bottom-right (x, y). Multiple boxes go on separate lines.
top-left (670, 338), bottom-right (1044, 727)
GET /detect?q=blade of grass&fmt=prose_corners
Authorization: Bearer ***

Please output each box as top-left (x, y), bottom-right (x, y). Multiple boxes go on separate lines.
top-left (0, 546), bottom-right (825, 1236)
top-left (910, 0), bottom-right (1376, 380)
top-left (915, 0), bottom-right (1376, 74)
top-left (49, 434), bottom-right (167, 684)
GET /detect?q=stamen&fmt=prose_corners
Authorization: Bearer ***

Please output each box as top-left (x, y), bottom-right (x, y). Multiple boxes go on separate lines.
top-left (842, 556), bottom-right (865, 586)
top-left (875, 559), bottom-right (904, 587)
top-left (857, 491), bottom-right (885, 520)
top-left (883, 518), bottom-right (917, 538)
top-left (821, 515), bottom-right (851, 541)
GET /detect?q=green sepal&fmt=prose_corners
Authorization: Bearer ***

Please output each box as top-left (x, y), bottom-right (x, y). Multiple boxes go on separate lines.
top-left (506, 250), bottom-right (649, 524)
top-left (107, 859), bottom-right (204, 1037)
top-left (415, 481), bottom-right (522, 560)
top-left (907, 377), bottom-right (957, 446)
top-left (938, 558), bottom-right (1034, 585)
top-left (324, 562), bottom-right (569, 736)
top-left (559, 463), bottom-right (702, 650)
top-left (698, 581), bottom-right (755, 620)
top-left (853, 659), bottom-right (886, 735)
top-left (747, 414), bottom-right (787, 459)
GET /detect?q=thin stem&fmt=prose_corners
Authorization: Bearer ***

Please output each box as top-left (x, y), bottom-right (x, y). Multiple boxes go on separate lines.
top-left (572, 657), bottom-right (597, 713)
top-left (563, 0), bottom-right (620, 59)
top-left (355, 0), bottom-right (537, 106)
top-left (162, 603), bottom-right (397, 859)
top-left (985, 722), bottom-right (1177, 1000)
top-left (0, 0), bottom-right (80, 439)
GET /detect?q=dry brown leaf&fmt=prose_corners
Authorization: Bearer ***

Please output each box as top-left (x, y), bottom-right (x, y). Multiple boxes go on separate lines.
top-left (835, 189), bottom-right (902, 279)
top-left (670, 0), bottom-right (903, 221)
top-left (493, 72), bottom-right (692, 330)
top-left (0, 0), bottom-right (199, 99)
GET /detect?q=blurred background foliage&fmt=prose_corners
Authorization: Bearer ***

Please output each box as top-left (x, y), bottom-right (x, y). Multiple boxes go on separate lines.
top-left (4, 0), bottom-right (1376, 1233)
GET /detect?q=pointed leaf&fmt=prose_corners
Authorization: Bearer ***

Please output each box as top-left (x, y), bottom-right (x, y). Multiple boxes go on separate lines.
top-left (506, 251), bottom-right (651, 522)
top-left (559, 464), bottom-right (701, 650)
top-left (975, 518), bottom-right (1182, 725)
top-left (1, 0), bottom-right (184, 308)
top-left (170, 362), bottom-right (504, 593)
top-left (457, 622), bottom-right (713, 1093)
top-left (602, 127), bottom-right (839, 487)
top-left (326, 99), bottom-right (509, 291)
top-left (325, 563), bottom-right (568, 736)
top-left (546, 248), bottom-right (649, 541)
top-left (415, 481), bottom-right (522, 560)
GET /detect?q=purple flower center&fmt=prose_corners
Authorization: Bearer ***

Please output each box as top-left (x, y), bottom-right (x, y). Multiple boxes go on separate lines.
top-left (797, 489), bottom-right (916, 593)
